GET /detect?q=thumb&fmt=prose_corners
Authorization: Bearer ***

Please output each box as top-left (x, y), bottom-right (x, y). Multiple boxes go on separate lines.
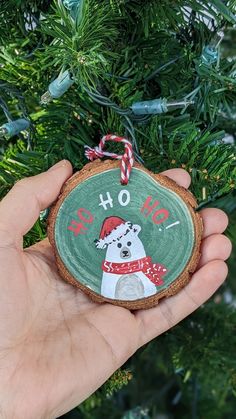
top-left (0, 160), bottom-right (72, 243)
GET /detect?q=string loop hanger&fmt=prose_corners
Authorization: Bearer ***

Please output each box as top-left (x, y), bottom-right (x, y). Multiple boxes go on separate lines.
top-left (85, 134), bottom-right (134, 185)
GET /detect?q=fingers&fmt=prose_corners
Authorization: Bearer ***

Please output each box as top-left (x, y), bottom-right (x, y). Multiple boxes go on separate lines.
top-left (0, 161), bottom-right (72, 242)
top-left (197, 208), bottom-right (231, 268)
top-left (200, 208), bottom-right (229, 238)
top-left (198, 234), bottom-right (232, 268)
top-left (160, 168), bottom-right (191, 189)
top-left (136, 171), bottom-right (231, 346)
top-left (136, 260), bottom-right (228, 346)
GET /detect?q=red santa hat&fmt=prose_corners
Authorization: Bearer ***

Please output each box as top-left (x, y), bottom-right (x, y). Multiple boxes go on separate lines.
top-left (95, 216), bottom-right (133, 249)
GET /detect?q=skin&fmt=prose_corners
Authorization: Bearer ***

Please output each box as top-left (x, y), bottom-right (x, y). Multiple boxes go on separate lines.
top-left (0, 160), bottom-right (232, 419)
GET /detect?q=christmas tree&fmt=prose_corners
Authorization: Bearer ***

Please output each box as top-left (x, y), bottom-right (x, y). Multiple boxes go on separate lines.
top-left (0, 0), bottom-right (235, 417)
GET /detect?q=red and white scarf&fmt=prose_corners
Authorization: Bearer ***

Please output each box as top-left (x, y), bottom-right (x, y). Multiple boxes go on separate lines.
top-left (102, 256), bottom-right (167, 286)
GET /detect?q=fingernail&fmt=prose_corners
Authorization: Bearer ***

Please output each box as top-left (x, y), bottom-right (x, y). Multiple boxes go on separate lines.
top-left (48, 160), bottom-right (69, 172)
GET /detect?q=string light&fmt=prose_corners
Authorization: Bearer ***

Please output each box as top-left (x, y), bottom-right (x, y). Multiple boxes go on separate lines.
top-left (200, 46), bottom-right (218, 65)
top-left (41, 70), bottom-right (74, 105)
top-left (0, 118), bottom-right (30, 138)
top-left (200, 31), bottom-right (224, 66)
top-left (62, 0), bottom-right (83, 20)
top-left (131, 98), bottom-right (194, 115)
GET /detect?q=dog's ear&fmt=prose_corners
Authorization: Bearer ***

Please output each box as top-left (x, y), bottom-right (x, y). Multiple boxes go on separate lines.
top-left (132, 224), bottom-right (141, 234)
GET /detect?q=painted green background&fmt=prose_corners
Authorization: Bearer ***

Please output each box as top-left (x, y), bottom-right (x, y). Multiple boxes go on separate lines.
top-left (54, 168), bottom-right (195, 296)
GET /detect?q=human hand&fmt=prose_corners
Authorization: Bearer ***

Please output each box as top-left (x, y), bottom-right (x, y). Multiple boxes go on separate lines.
top-left (0, 161), bottom-right (231, 419)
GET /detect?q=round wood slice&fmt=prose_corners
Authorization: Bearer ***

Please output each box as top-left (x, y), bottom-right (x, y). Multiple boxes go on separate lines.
top-left (47, 160), bottom-right (203, 310)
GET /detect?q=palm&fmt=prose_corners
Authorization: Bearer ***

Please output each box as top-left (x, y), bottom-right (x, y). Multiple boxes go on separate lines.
top-left (2, 238), bottom-right (139, 418)
top-left (0, 161), bottom-right (231, 419)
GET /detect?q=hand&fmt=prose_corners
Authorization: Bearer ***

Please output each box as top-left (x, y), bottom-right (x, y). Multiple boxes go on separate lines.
top-left (0, 161), bottom-right (231, 419)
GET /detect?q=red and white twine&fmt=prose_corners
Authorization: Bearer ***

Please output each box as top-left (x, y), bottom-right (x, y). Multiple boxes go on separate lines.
top-left (84, 134), bottom-right (134, 185)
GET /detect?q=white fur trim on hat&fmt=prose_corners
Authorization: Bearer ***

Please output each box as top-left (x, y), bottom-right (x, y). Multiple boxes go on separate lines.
top-left (95, 221), bottom-right (133, 249)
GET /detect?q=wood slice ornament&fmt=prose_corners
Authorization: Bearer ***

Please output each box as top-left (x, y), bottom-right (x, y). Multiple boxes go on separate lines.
top-left (48, 135), bottom-right (203, 310)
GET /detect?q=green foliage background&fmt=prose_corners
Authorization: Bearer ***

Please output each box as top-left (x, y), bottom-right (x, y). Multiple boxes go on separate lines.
top-left (0, 1), bottom-right (235, 418)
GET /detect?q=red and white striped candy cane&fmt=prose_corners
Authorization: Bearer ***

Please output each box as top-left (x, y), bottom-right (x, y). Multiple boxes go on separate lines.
top-left (84, 134), bottom-right (134, 185)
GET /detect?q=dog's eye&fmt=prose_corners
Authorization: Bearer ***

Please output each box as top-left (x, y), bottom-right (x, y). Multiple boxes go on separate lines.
top-left (127, 241), bottom-right (131, 247)
top-left (117, 242), bottom-right (122, 248)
